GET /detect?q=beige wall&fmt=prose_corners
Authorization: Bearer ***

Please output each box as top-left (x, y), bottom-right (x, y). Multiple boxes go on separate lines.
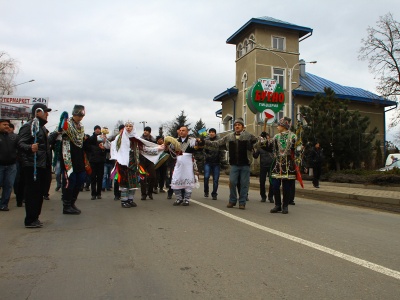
top-left (222, 22), bottom-right (386, 145)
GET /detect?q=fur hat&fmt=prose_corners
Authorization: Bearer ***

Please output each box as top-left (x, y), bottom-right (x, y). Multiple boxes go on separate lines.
top-left (72, 105), bottom-right (85, 116)
top-left (233, 117), bottom-right (245, 126)
top-left (277, 117), bottom-right (291, 129)
top-left (101, 127), bottom-right (109, 134)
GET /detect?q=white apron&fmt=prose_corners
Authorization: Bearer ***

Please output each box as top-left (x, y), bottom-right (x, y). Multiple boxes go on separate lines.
top-left (171, 153), bottom-right (196, 189)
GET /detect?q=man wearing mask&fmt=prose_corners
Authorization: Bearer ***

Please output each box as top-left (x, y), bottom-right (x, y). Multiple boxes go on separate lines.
top-left (18, 103), bottom-right (54, 227)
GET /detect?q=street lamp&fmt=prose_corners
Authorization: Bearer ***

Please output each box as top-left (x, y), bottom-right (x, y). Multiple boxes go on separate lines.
top-left (0, 79), bottom-right (35, 118)
top-left (139, 121), bottom-right (147, 131)
top-left (248, 39), bottom-right (316, 120)
top-left (289, 60), bottom-right (317, 120)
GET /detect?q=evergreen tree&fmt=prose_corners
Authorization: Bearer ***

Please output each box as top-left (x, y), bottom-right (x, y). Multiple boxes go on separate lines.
top-left (374, 140), bottom-right (383, 168)
top-left (300, 87), bottom-right (378, 170)
top-left (167, 110), bottom-right (191, 137)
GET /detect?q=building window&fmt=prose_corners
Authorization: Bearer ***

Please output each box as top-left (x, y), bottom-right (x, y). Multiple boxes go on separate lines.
top-left (272, 36), bottom-right (285, 51)
top-left (237, 44), bottom-right (243, 58)
top-left (273, 68), bottom-right (285, 88)
top-left (249, 34), bottom-right (255, 46)
top-left (223, 115), bottom-right (233, 132)
top-left (245, 38), bottom-right (253, 52)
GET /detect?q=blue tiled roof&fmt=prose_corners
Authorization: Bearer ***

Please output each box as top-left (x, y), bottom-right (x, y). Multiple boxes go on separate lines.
top-left (213, 87), bottom-right (238, 101)
top-left (294, 72), bottom-right (397, 107)
top-left (227, 16), bottom-right (313, 44)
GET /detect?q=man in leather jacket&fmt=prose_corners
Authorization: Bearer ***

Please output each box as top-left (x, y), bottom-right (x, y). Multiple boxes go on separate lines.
top-left (18, 103), bottom-right (55, 228)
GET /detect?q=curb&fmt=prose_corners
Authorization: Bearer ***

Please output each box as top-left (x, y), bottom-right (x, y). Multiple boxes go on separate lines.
top-left (216, 175), bottom-right (400, 213)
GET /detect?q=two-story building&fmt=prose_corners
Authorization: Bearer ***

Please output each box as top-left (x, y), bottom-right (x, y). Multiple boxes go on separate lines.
top-left (213, 16), bottom-right (396, 145)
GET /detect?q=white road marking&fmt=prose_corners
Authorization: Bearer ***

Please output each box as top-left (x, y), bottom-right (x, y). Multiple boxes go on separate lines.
top-left (191, 200), bottom-right (400, 281)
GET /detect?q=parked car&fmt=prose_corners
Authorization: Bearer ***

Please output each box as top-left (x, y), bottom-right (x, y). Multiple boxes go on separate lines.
top-left (379, 153), bottom-right (400, 171)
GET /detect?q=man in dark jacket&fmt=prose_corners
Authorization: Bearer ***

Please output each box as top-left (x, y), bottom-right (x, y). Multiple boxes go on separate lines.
top-left (310, 141), bottom-right (323, 188)
top-left (202, 118), bottom-right (257, 209)
top-left (18, 103), bottom-right (54, 227)
top-left (253, 132), bottom-right (274, 203)
top-left (87, 125), bottom-right (108, 200)
top-left (139, 126), bottom-right (157, 200)
top-left (0, 119), bottom-right (19, 211)
top-left (203, 128), bottom-right (224, 200)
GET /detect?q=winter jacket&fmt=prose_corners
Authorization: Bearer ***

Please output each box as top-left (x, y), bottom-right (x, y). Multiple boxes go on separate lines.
top-left (253, 140), bottom-right (274, 168)
top-left (204, 135), bottom-right (224, 165)
top-left (0, 132), bottom-right (19, 165)
top-left (205, 130), bottom-right (257, 166)
top-left (87, 132), bottom-right (107, 163)
top-left (18, 118), bottom-right (54, 169)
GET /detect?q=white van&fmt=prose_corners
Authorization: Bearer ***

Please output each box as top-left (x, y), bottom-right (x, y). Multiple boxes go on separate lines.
top-left (379, 153), bottom-right (400, 171)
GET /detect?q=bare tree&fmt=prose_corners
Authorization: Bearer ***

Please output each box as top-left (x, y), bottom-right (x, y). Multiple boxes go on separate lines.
top-left (359, 13), bottom-right (400, 123)
top-left (0, 51), bottom-right (19, 94)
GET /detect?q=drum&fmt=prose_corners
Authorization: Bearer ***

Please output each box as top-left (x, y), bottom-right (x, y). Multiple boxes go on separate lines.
top-left (154, 152), bottom-right (170, 169)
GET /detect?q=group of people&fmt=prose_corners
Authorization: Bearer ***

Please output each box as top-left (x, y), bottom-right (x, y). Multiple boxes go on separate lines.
top-left (0, 102), bottom-right (322, 228)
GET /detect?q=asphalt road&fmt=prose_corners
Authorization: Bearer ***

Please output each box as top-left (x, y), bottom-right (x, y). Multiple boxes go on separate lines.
top-left (0, 182), bottom-right (399, 300)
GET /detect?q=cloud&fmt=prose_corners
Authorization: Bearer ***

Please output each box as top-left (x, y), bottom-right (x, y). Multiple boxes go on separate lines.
top-left (2, 0), bottom-right (399, 136)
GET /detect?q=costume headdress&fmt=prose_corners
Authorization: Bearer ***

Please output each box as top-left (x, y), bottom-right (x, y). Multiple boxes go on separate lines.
top-left (72, 105), bottom-right (85, 116)
top-left (277, 117), bottom-right (291, 129)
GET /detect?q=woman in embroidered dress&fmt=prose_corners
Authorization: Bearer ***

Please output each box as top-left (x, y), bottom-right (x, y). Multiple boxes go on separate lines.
top-left (270, 117), bottom-right (297, 214)
top-left (112, 121), bottom-right (164, 208)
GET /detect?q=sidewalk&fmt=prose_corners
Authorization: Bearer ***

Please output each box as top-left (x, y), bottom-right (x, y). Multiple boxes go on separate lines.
top-left (217, 174), bottom-right (400, 213)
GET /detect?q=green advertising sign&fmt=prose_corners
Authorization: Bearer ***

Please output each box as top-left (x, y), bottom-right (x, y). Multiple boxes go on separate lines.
top-left (246, 78), bottom-right (285, 113)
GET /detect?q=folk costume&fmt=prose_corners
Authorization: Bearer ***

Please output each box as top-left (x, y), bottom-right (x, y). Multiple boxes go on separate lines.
top-left (270, 117), bottom-right (299, 214)
top-left (164, 135), bottom-right (199, 206)
top-left (111, 121), bottom-right (162, 208)
top-left (59, 105), bottom-right (88, 215)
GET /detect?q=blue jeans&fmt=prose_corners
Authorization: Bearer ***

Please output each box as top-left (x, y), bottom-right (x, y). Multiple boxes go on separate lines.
top-left (102, 162), bottom-right (113, 189)
top-left (0, 164), bottom-right (17, 208)
top-left (55, 161), bottom-right (61, 189)
top-left (229, 165), bottom-right (250, 205)
top-left (204, 163), bottom-right (220, 196)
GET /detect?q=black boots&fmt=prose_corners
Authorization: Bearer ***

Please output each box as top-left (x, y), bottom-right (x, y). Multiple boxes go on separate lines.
top-left (270, 206), bottom-right (282, 213)
top-left (62, 188), bottom-right (81, 215)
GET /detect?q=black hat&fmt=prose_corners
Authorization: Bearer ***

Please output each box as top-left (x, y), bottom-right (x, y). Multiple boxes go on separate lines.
top-left (118, 124), bottom-right (125, 131)
top-left (144, 126), bottom-right (151, 132)
top-left (31, 103), bottom-right (52, 116)
top-left (72, 104), bottom-right (85, 116)
top-left (209, 128), bottom-right (216, 133)
top-left (94, 125), bottom-right (101, 131)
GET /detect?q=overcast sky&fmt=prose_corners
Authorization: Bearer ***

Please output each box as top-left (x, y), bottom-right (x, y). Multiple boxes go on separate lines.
top-left (1, 0), bottom-right (399, 139)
